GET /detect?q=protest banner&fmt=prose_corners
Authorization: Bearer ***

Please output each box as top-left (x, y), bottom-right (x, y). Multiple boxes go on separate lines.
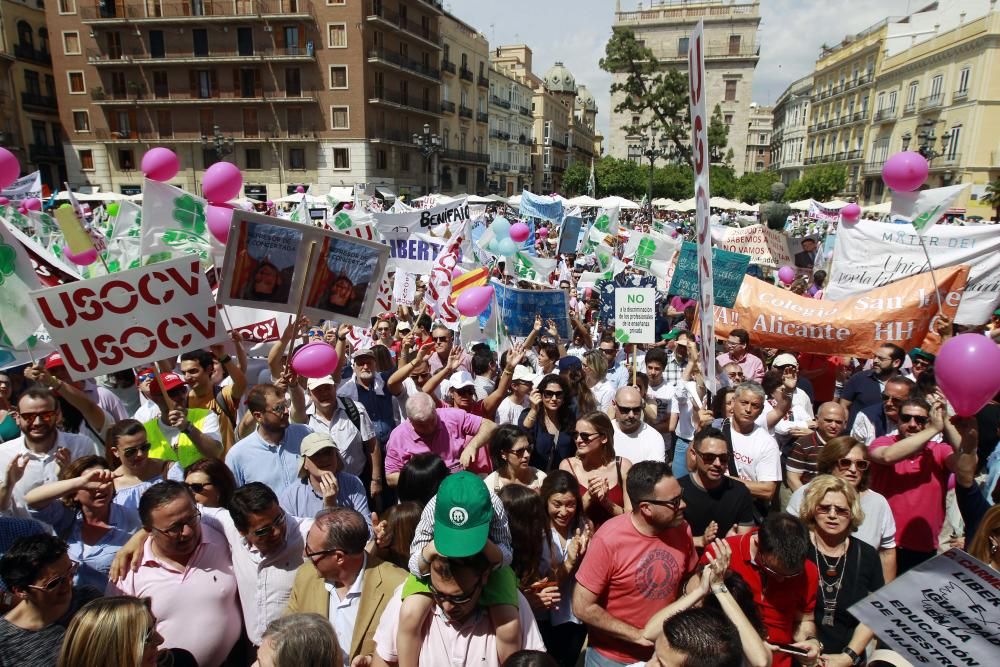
top-left (669, 241), bottom-right (750, 309)
top-left (719, 225), bottom-right (792, 268)
top-left (808, 199), bottom-right (842, 222)
top-left (557, 216), bottom-right (583, 255)
top-left (597, 275), bottom-right (657, 325)
top-left (825, 220), bottom-right (1000, 324)
top-left (518, 190), bottom-right (564, 222)
top-left (688, 19), bottom-right (716, 393)
top-left (510, 251), bottom-right (556, 286)
top-left (712, 265), bottom-right (968, 357)
top-left (373, 196), bottom-right (470, 232)
top-left (614, 288), bottom-right (656, 344)
top-left (0, 171), bottom-right (42, 202)
top-left (393, 271), bottom-right (418, 307)
top-left (848, 549), bottom-right (998, 667)
top-left (217, 210), bottom-right (310, 312)
top-left (492, 280), bottom-right (570, 338)
top-left (31, 256), bottom-right (222, 380)
top-left (623, 230), bottom-right (679, 272)
top-left (374, 199), bottom-right (468, 274)
top-left (141, 178), bottom-right (222, 264)
top-left (223, 306), bottom-right (282, 344)
top-left (0, 214), bottom-right (45, 345)
top-left (303, 231), bottom-right (389, 327)
top-left (3, 220), bottom-right (81, 288)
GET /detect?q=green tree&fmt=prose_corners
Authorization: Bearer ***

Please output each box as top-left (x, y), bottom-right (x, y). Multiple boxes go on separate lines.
top-left (982, 178), bottom-right (1000, 222)
top-left (561, 162), bottom-right (590, 197)
top-left (708, 104), bottom-right (731, 164)
top-left (652, 164), bottom-right (693, 200)
top-left (784, 164), bottom-right (848, 202)
top-left (735, 170), bottom-right (780, 204)
top-left (710, 164), bottom-right (738, 199)
top-left (594, 157), bottom-right (645, 200)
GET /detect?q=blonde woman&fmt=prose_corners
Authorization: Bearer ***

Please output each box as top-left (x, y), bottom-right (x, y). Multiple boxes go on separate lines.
top-left (582, 349), bottom-right (614, 413)
top-left (967, 505), bottom-right (1000, 572)
top-left (559, 411), bottom-right (632, 529)
top-left (800, 475), bottom-right (883, 667)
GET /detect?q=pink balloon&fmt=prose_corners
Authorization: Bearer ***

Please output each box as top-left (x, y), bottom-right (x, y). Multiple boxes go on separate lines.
top-left (202, 161), bottom-right (243, 204)
top-left (0, 147), bottom-right (19, 189)
top-left (141, 147), bottom-right (180, 182)
top-left (22, 197), bottom-right (41, 211)
top-left (290, 341), bottom-right (339, 378)
top-left (265, 200), bottom-right (274, 207)
top-left (935, 333), bottom-right (1000, 416)
top-left (537, 227), bottom-right (550, 238)
top-left (17, 206), bottom-right (26, 215)
top-left (455, 285), bottom-right (494, 317)
top-left (882, 151), bottom-right (928, 192)
top-left (840, 203), bottom-right (861, 221)
top-left (62, 245), bottom-right (98, 266)
top-left (509, 222), bottom-right (530, 243)
top-left (343, 203), bottom-right (353, 210)
top-left (0, 197), bottom-right (9, 206)
top-left (206, 203), bottom-right (234, 244)
top-left (451, 266), bottom-right (464, 279)
top-left (778, 266), bottom-right (796, 285)
top-left (295, 185), bottom-right (306, 194)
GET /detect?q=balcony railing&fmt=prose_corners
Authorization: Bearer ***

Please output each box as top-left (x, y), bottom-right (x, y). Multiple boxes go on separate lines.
top-left (518, 105), bottom-right (532, 117)
top-left (22, 91), bottom-right (58, 108)
top-left (368, 128), bottom-right (413, 143)
top-left (441, 59), bottom-right (456, 75)
top-left (14, 44), bottom-right (51, 64)
top-left (490, 129), bottom-right (510, 140)
top-left (518, 166), bottom-right (531, 175)
top-left (476, 111), bottom-right (488, 124)
top-left (953, 88), bottom-right (968, 101)
top-left (369, 88), bottom-right (440, 114)
top-left (903, 102), bottom-right (916, 115)
top-left (551, 139), bottom-right (567, 150)
top-left (459, 67), bottom-right (473, 82)
top-left (80, 0), bottom-right (311, 21)
top-left (441, 148), bottom-right (489, 164)
top-left (87, 46), bottom-right (313, 64)
top-left (458, 105), bottom-right (472, 119)
top-left (872, 107), bottom-right (896, 123)
top-left (490, 94), bottom-right (510, 109)
top-left (518, 134), bottom-right (533, 146)
top-left (863, 159), bottom-right (886, 174)
top-left (930, 153), bottom-right (961, 168)
top-left (919, 93), bottom-right (943, 111)
top-left (30, 144), bottom-right (64, 161)
top-left (92, 87), bottom-right (317, 103)
top-left (441, 100), bottom-right (456, 113)
top-left (366, 1), bottom-right (440, 46)
top-left (367, 47), bottom-right (440, 80)
top-left (477, 74), bottom-right (489, 88)
top-left (97, 127), bottom-right (320, 141)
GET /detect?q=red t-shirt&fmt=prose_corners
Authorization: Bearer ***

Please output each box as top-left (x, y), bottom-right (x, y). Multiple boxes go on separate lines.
top-left (798, 353), bottom-right (844, 403)
top-left (575, 514), bottom-right (697, 664)
top-left (869, 434), bottom-right (953, 552)
top-left (702, 531), bottom-right (818, 667)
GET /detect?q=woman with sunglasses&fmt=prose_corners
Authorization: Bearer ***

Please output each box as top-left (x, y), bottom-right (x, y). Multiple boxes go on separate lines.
top-left (485, 424), bottom-right (547, 492)
top-left (107, 419), bottom-right (173, 512)
top-left (183, 457), bottom-right (238, 509)
top-left (799, 475), bottom-right (883, 666)
top-left (519, 374), bottom-right (577, 472)
top-left (23, 456), bottom-right (141, 589)
top-left (786, 436), bottom-right (897, 583)
top-left (559, 411), bottom-right (632, 529)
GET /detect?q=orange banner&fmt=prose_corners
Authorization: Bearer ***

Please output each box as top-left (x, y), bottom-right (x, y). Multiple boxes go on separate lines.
top-left (712, 265), bottom-right (969, 357)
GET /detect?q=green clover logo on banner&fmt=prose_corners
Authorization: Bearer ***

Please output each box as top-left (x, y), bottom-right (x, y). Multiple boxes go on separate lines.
top-left (0, 324), bottom-right (37, 349)
top-left (635, 238), bottom-right (656, 269)
top-left (614, 328), bottom-right (630, 344)
top-left (594, 214), bottom-right (610, 233)
top-left (0, 242), bottom-right (16, 285)
top-left (171, 195), bottom-right (207, 236)
top-left (596, 250), bottom-right (611, 271)
top-left (332, 212), bottom-right (353, 231)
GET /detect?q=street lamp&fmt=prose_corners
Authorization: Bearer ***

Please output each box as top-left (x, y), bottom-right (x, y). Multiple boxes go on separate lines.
top-left (412, 123), bottom-right (441, 196)
top-left (900, 120), bottom-right (952, 160)
top-left (628, 130), bottom-right (670, 224)
top-left (200, 124), bottom-right (234, 162)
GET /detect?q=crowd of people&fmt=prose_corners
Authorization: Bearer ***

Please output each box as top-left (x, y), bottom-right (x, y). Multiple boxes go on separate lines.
top-left (0, 220), bottom-right (998, 667)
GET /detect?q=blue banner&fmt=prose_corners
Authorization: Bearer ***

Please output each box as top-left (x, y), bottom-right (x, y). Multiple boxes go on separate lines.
top-left (557, 216), bottom-right (583, 255)
top-left (668, 241), bottom-right (750, 309)
top-left (518, 190), bottom-right (564, 222)
top-left (492, 280), bottom-right (570, 338)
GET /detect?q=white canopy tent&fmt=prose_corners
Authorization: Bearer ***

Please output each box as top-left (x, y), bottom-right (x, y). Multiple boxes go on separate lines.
top-left (667, 198), bottom-right (696, 212)
top-left (326, 187), bottom-right (353, 203)
top-left (863, 201), bottom-right (892, 215)
top-left (788, 199), bottom-right (812, 211)
top-left (596, 195), bottom-right (640, 209)
top-left (566, 195), bottom-right (601, 207)
top-left (274, 192), bottom-right (325, 205)
top-left (55, 190), bottom-right (126, 202)
top-left (651, 197), bottom-right (675, 208)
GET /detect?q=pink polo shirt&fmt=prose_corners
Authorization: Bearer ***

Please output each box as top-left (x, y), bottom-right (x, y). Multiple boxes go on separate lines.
top-left (384, 407), bottom-right (488, 475)
top-left (716, 351), bottom-right (766, 383)
top-left (107, 523), bottom-right (241, 667)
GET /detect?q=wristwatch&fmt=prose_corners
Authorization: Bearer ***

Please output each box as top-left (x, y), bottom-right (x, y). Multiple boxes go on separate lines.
top-left (843, 647), bottom-right (862, 666)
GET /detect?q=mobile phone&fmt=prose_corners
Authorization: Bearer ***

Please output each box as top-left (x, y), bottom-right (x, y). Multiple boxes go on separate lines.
top-left (773, 644), bottom-right (810, 657)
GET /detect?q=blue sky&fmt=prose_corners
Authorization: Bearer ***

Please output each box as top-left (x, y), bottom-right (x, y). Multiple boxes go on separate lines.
top-left (449, 0), bottom-right (916, 137)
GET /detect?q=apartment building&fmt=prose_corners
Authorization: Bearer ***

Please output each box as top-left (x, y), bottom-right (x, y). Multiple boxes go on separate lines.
top-left (486, 60), bottom-right (533, 196)
top-left (570, 84), bottom-right (598, 170)
top-left (769, 74), bottom-right (811, 184)
top-left (438, 12), bottom-right (488, 195)
top-left (743, 102), bottom-right (771, 173)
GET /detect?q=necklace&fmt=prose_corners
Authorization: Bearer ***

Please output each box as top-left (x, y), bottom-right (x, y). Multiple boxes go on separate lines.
top-left (814, 538), bottom-right (848, 627)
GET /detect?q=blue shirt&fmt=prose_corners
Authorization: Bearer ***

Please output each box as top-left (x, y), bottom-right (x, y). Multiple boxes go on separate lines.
top-left (29, 502), bottom-right (142, 590)
top-left (605, 362), bottom-right (630, 390)
top-left (226, 424), bottom-right (313, 495)
top-left (354, 373), bottom-right (396, 444)
top-left (278, 475), bottom-right (371, 531)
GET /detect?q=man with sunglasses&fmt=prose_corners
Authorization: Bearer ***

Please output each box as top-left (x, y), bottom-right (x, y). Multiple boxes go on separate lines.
top-left (679, 427), bottom-right (754, 550)
top-left (716, 329), bottom-right (765, 384)
top-left (849, 376), bottom-right (915, 447)
top-left (426, 325), bottom-right (471, 375)
top-left (869, 396), bottom-right (973, 574)
top-left (0, 387), bottom-right (98, 516)
top-left (612, 386), bottom-right (668, 465)
top-left (574, 461), bottom-right (698, 667)
top-left (0, 535), bottom-right (101, 666)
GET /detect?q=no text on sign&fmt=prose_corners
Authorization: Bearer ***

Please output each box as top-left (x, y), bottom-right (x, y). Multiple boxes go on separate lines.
top-left (614, 287), bottom-right (656, 344)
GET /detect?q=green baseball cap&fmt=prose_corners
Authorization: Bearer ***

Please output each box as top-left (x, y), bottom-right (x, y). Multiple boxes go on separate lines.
top-left (433, 472), bottom-right (493, 558)
top-left (661, 329), bottom-right (683, 341)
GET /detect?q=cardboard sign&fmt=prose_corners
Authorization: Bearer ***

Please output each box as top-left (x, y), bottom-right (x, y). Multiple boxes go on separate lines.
top-left (614, 288), bottom-right (656, 344)
top-left (31, 257), bottom-right (222, 380)
top-left (492, 280), bottom-right (570, 338)
top-left (302, 231), bottom-right (389, 327)
top-left (597, 275), bottom-right (657, 325)
top-left (848, 549), bottom-right (998, 667)
top-left (720, 225), bottom-right (792, 268)
top-left (669, 241), bottom-right (750, 309)
top-left (712, 266), bottom-right (968, 357)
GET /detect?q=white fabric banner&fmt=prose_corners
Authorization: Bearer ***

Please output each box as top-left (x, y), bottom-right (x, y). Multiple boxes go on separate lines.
top-left (0, 172), bottom-right (42, 201)
top-left (826, 220), bottom-right (1000, 324)
top-left (889, 184), bottom-right (969, 235)
top-left (141, 179), bottom-right (222, 264)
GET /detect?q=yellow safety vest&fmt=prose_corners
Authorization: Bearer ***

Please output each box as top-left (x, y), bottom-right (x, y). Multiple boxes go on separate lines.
top-left (145, 408), bottom-right (213, 469)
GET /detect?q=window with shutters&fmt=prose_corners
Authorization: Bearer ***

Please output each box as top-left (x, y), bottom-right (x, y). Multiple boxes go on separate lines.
top-left (63, 32), bottom-right (80, 55)
top-left (118, 149), bottom-right (135, 170)
top-left (328, 23), bottom-right (346, 48)
top-left (333, 148), bottom-right (349, 169)
top-left (288, 147), bottom-right (305, 169)
top-left (67, 71), bottom-right (84, 94)
top-left (199, 109), bottom-right (214, 135)
top-left (245, 148), bottom-right (262, 169)
top-left (157, 110), bottom-right (172, 137)
top-left (243, 108), bottom-right (258, 137)
top-left (329, 65), bottom-right (347, 89)
top-left (72, 110), bottom-right (89, 132)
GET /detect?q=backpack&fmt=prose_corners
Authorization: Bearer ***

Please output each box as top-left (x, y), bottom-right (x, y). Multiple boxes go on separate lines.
top-left (212, 384), bottom-right (237, 427)
top-left (338, 396), bottom-right (362, 432)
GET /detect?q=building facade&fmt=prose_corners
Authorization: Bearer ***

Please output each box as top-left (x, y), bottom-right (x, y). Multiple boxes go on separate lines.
top-left (607, 0), bottom-right (760, 175)
top-left (769, 74), bottom-right (811, 183)
top-left (486, 61), bottom-right (533, 196)
top-left (743, 102), bottom-right (771, 173)
top-left (438, 12), bottom-right (488, 195)
top-left (570, 84), bottom-right (598, 171)
top-left (4, 0), bottom-right (64, 190)
top-left (46, 0), bottom-right (446, 199)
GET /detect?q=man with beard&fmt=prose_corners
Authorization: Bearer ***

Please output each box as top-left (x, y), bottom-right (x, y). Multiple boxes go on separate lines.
top-left (612, 386), bottom-right (668, 464)
top-left (786, 402), bottom-right (848, 491)
top-left (227, 384), bottom-right (312, 496)
top-left (849, 376), bottom-right (915, 447)
top-left (678, 427), bottom-right (754, 549)
top-left (839, 344), bottom-right (905, 427)
top-left (573, 461), bottom-right (698, 666)
top-left (109, 482), bottom-right (241, 667)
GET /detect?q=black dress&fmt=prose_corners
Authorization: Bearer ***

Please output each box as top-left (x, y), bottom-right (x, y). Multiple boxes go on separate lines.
top-left (807, 536), bottom-right (884, 653)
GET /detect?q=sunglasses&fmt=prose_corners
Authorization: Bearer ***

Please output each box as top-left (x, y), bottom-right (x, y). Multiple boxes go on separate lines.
top-left (17, 410), bottom-right (58, 425)
top-left (266, 403), bottom-right (289, 415)
top-left (121, 442), bottom-right (152, 459)
top-left (151, 510), bottom-right (201, 539)
top-left (880, 393), bottom-right (904, 406)
top-left (28, 561), bottom-right (80, 592)
top-left (137, 373), bottom-right (155, 384)
top-left (506, 446), bottom-right (532, 457)
top-left (307, 329), bottom-right (324, 338)
top-left (453, 387), bottom-right (476, 397)
top-left (542, 390), bottom-right (563, 400)
top-left (816, 503), bottom-right (851, 518)
top-left (752, 558), bottom-right (803, 580)
top-left (695, 451), bottom-right (730, 466)
top-left (912, 358), bottom-right (930, 368)
top-left (638, 494), bottom-right (684, 510)
top-left (837, 458), bottom-right (869, 471)
top-left (900, 413), bottom-right (929, 426)
top-left (432, 336), bottom-right (452, 343)
top-left (250, 512), bottom-right (286, 538)
top-left (600, 348), bottom-right (616, 355)
top-left (617, 405), bottom-right (643, 415)
top-left (428, 579), bottom-right (482, 605)
top-left (575, 431), bottom-right (601, 443)
top-left (185, 481), bottom-right (215, 494)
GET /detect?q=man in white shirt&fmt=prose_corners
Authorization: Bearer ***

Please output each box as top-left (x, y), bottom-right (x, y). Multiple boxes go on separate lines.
top-left (0, 387), bottom-right (98, 516)
top-left (729, 383), bottom-right (782, 502)
top-left (612, 386), bottom-right (667, 463)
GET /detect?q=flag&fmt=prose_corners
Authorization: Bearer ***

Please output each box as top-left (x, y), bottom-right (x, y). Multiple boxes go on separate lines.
top-left (509, 252), bottom-right (556, 286)
top-left (290, 193), bottom-right (309, 224)
top-left (624, 230), bottom-right (679, 272)
top-left (424, 236), bottom-right (463, 329)
top-left (890, 184), bottom-right (969, 235)
top-left (141, 178), bottom-right (219, 264)
top-left (451, 267), bottom-right (489, 300)
top-left (375, 273), bottom-right (393, 313)
top-left (0, 215), bottom-right (43, 345)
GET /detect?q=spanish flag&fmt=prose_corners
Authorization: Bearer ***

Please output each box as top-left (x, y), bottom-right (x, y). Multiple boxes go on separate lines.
top-left (450, 267), bottom-right (489, 302)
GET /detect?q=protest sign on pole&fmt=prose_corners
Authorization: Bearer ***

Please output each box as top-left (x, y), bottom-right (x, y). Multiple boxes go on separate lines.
top-left (623, 230), bottom-right (679, 272)
top-left (848, 549), bottom-right (998, 667)
top-left (808, 199), bottom-right (843, 222)
top-left (31, 256), bottom-right (222, 380)
top-left (492, 280), bottom-right (570, 338)
top-left (614, 288), bottom-right (656, 344)
top-left (0, 171), bottom-right (42, 202)
top-left (141, 178), bottom-right (222, 264)
top-left (0, 215), bottom-right (45, 345)
top-left (3, 219), bottom-right (81, 287)
top-left (825, 220), bottom-right (1000, 324)
top-left (669, 241), bottom-right (750, 309)
top-left (719, 225), bottom-right (793, 268)
top-left (712, 266), bottom-right (968, 357)
top-left (688, 19), bottom-right (715, 393)
top-left (302, 231), bottom-right (389, 327)
top-left (557, 216), bottom-right (583, 255)
top-left (597, 275), bottom-right (657, 325)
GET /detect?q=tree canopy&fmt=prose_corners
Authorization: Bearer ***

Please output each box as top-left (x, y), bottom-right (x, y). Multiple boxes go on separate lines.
top-left (783, 164), bottom-right (848, 202)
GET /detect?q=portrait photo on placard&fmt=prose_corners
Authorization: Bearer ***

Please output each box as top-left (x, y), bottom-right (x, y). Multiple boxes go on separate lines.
top-left (228, 218), bottom-right (302, 306)
top-left (303, 231), bottom-right (388, 326)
